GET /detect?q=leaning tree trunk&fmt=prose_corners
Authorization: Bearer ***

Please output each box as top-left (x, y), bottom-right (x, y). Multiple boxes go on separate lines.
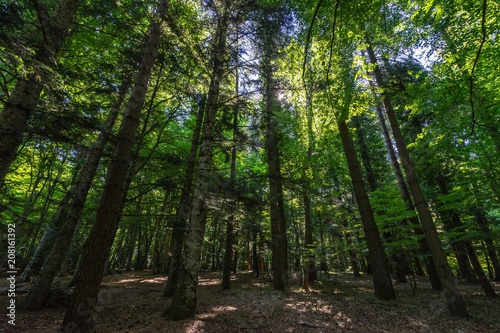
top-left (463, 241), bottom-right (497, 297)
top-left (366, 39), bottom-right (469, 317)
top-left (352, 115), bottom-right (408, 284)
top-left (164, 1), bottom-right (231, 320)
top-left (60, 2), bottom-right (167, 330)
top-left (337, 119), bottom-right (396, 300)
top-left (0, 0), bottom-right (81, 187)
top-left (22, 80), bottom-right (128, 311)
top-left (373, 102), bottom-right (442, 290)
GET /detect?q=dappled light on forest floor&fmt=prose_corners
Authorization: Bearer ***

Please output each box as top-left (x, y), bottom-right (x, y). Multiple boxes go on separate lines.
top-left (111, 276), bottom-right (167, 284)
top-left (3, 271), bottom-right (499, 332)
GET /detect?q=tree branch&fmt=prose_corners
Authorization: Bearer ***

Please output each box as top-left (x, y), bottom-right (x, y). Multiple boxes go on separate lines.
top-left (326, 0), bottom-right (340, 84)
top-left (469, 0), bottom-right (488, 135)
top-left (301, 0), bottom-right (323, 84)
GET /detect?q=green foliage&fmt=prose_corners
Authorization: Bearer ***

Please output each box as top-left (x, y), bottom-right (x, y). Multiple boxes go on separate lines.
top-left (2, 0), bottom-right (499, 284)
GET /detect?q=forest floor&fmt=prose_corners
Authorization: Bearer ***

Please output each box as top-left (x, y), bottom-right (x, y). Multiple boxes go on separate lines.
top-left (1, 270), bottom-right (499, 333)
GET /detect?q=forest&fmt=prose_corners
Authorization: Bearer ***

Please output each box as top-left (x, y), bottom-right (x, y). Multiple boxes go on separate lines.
top-left (0, 0), bottom-right (499, 332)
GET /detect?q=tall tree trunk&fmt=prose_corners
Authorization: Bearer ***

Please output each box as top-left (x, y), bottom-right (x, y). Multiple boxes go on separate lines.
top-left (163, 96), bottom-right (205, 297)
top-left (260, 6), bottom-right (288, 292)
top-left (352, 116), bottom-right (377, 191)
top-left (22, 80), bottom-right (128, 311)
top-left (366, 39), bottom-right (469, 317)
top-left (0, 0), bottom-right (81, 187)
top-left (352, 115), bottom-right (408, 283)
top-left (266, 115), bottom-right (288, 291)
top-left (222, 60), bottom-right (239, 290)
top-left (373, 102), bottom-right (442, 290)
top-left (60, 2), bottom-right (167, 330)
top-left (252, 229), bottom-right (260, 277)
top-left (164, 1), bottom-right (231, 320)
top-left (302, 89), bottom-right (316, 290)
top-left (337, 119), bottom-right (396, 300)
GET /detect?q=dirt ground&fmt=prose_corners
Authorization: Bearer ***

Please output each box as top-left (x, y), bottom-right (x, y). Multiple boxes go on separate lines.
top-left (1, 270), bottom-right (499, 333)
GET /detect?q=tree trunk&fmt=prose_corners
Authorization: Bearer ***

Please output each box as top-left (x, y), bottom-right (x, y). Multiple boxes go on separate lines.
top-left (163, 96), bottom-right (205, 296)
top-left (0, 0), bottom-right (81, 187)
top-left (260, 6), bottom-right (288, 292)
top-left (302, 89), bottom-right (317, 289)
top-left (373, 101), bottom-right (442, 290)
top-left (164, 1), bottom-right (230, 320)
top-left (252, 230), bottom-right (260, 277)
top-left (222, 62), bottom-right (239, 289)
top-left (464, 242), bottom-right (497, 297)
top-left (337, 119), bottom-right (396, 300)
top-left (22, 80), bottom-right (128, 311)
top-left (352, 115), bottom-right (408, 283)
top-left (60, 2), bottom-right (167, 330)
top-left (366, 39), bottom-right (469, 317)
top-left (345, 231), bottom-right (361, 277)
top-left (352, 116), bottom-right (377, 191)
top-left (302, 192), bottom-right (315, 290)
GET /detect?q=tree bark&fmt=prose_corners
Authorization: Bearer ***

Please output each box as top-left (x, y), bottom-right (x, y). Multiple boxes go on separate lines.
top-left (302, 89), bottom-right (317, 289)
top-left (60, 2), bottom-right (167, 330)
top-left (0, 0), bottom-right (81, 187)
top-left (164, 0), bottom-right (231, 320)
top-left (337, 119), bottom-right (396, 300)
top-left (366, 39), bottom-right (469, 317)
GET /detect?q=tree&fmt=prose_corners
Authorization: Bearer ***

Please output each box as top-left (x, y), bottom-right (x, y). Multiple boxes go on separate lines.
top-left (258, 3), bottom-right (290, 292)
top-left (221, 40), bottom-right (240, 290)
top-left (22, 80), bottom-right (129, 310)
top-left (163, 96), bottom-right (205, 297)
top-left (0, 0), bottom-right (81, 188)
top-left (372, 99), bottom-right (442, 290)
top-left (366, 38), bottom-right (469, 317)
top-left (60, 1), bottom-right (168, 330)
